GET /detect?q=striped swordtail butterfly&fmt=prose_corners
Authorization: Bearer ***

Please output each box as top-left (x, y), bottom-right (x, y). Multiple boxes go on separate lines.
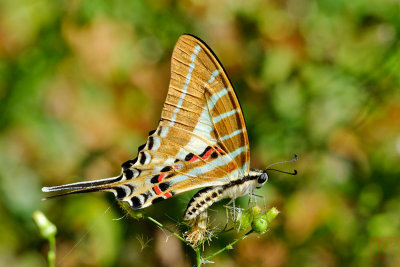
top-left (42, 34), bottom-right (271, 221)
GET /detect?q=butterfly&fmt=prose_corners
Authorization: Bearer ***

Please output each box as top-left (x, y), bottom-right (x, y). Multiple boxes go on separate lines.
top-left (42, 34), bottom-right (272, 221)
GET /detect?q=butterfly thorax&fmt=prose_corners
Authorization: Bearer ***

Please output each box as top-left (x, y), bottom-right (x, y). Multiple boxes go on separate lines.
top-left (184, 169), bottom-right (268, 220)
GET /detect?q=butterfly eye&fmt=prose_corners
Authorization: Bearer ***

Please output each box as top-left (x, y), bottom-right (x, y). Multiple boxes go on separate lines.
top-left (257, 173), bottom-right (268, 185)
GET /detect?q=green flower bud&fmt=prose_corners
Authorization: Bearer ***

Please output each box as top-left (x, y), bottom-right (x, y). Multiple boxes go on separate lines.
top-left (32, 211), bottom-right (57, 239)
top-left (251, 206), bottom-right (262, 217)
top-left (252, 213), bottom-right (268, 233)
top-left (235, 208), bottom-right (253, 230)
top-left (266, 207), bottom-right (280, 222)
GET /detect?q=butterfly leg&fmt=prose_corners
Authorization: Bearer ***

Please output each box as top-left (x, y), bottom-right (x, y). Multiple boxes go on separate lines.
top-left (248, 191), bottom-right (253, 206)
top-left (247, 194), bottom-right (252, 208)
top-left (224, 196), bottom-right (243, 224)
top-left (249, 193), bottom-right (266, 210)
top-left (224, 198), bottom-right (234, 206)
top-left (232, 197), bottom-right (236, 222)
top-left (222, 208), bottom-right (230, 232)
top-left (247, 184), bottom-right (257, 206)
top-left (250, 193), bottom-right (263, 200)
top-left (223, 199), bottom-right (233, 228)
top-left (223, 198), bottom-right (236, 222)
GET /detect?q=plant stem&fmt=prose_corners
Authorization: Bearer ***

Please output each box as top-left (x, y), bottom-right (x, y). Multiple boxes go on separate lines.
top-left (196, 247), bottom-right (202, 267)
top-left (203, 230), bottom-right (254, 262)
top-left (47, 235), bottom-right (56, 267)
top-left (32, 211), bottom-right (58, 267)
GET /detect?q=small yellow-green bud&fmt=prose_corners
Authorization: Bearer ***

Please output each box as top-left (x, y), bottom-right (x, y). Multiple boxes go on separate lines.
top-left (266, 207), bottom-right (280, 222)
top-left (251, 206), bottom-right (262, 217)
top-left (32, 211), bottom-right (57, 239)
top-left (252, 213), bottom-right (268, 233)
top-left (235, 208), bottom-right (253, 230)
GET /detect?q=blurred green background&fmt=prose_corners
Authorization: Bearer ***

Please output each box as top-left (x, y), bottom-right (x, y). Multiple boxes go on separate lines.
top-left (1, 0), bottom-right (400, 266)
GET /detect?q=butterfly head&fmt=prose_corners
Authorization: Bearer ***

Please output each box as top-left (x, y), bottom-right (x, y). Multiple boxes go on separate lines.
top-left (248, 169), bottom-right (269, 189)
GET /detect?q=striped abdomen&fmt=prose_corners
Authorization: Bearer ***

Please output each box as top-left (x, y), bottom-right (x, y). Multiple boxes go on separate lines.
top-left (184, 172), bottom-right (264, 220)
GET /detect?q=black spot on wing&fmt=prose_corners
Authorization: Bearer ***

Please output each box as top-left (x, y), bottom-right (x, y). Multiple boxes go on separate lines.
top-left (125, 168), bottom-right (141, 180)
top-left (114, 187), bottom-right (127, 200)
top-left (121, 158), bottom-right (137, 170)
top-left (214, 146), bottom-right (225, 155)
top-left (158, 182), bottom-right (170, 192)
top-left (148, 129), bottom-right (156, 135)
top-left (199, 146), bottom-right (212, 157)
top-left (139, 152), bottom-right (146, 164)
top-left (165, 173), bottom-right (175, 179)
top-left (131, 196), bottom-right (142, 209)
top-left (152, 197), bottom-right (164, 204)
top-left (211, 151), bottom-right (218, 159)
top-left (150, 175), bottom-right (159, 184)
top-left (124, 169), bottom-right (134, 179)
top-left (160, 166), bottom-right (172, 172)
top-left (138, 144), bottom-right (146, 152)
top-left (185, 153), bottom-right (194, 161)
top-left (148, 136), bottom-right (154, 150)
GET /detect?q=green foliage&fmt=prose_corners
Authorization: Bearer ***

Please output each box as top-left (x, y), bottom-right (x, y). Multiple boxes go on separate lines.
top-left (1, 0), bottom-right (399, 266)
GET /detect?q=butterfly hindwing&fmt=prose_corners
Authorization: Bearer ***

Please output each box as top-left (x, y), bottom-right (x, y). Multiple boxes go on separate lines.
top-left (42, 34), bottom-right (250, 212)
top-left (119, 125), bottom-right (234, 209)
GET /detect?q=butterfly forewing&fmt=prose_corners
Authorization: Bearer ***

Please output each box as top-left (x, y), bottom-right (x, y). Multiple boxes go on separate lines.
top-left (43, 34), bottom-right (251, 213)
top-left (161, 35), bottom-right (250, 175)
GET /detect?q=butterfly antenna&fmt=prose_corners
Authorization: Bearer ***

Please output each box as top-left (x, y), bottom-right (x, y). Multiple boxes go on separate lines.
top-left (264, 154), bottom-right (298, 175)
top-left (267, 168), bottom-right (297, 176)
